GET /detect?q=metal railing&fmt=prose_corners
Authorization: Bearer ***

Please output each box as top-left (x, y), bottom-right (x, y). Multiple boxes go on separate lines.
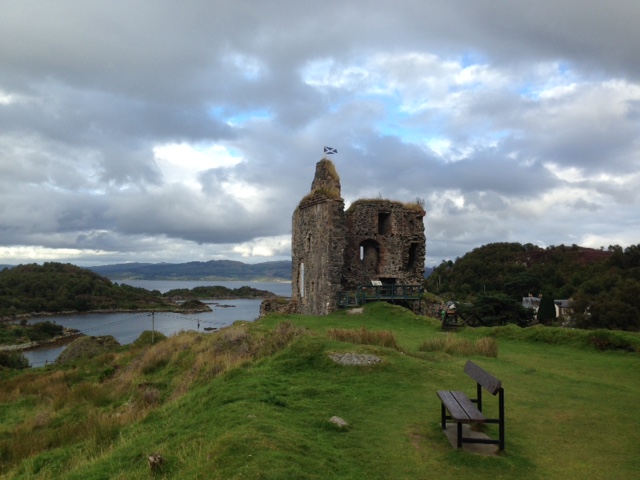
top-left (339, 284), bottom-right (422, 307)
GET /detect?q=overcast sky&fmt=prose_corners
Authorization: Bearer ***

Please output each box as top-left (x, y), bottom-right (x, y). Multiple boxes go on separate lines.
top-left (1, 1), bottom-right (639, 269)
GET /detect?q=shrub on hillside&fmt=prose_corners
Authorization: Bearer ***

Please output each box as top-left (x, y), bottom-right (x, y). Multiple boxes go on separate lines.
top-left (28, 321), bottom-right (64, 341)
top-left (587, 330), bottom-right (639, 352)
top-left (132, 330), bottom-right (167, 348)
top-left (0, 351), bottom-right (30, 369)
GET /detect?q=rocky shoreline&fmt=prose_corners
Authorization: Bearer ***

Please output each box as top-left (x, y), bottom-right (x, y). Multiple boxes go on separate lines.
top-left (1, 304), bottom-right (213, 324)
top-left (0, 329), bottom-right (83, 352)
top-left (0, 304), bottom-right (212, 352)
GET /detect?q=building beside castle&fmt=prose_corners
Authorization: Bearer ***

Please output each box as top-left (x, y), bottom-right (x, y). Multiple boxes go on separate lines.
top-left (291, 159), bottom-right (426, 315)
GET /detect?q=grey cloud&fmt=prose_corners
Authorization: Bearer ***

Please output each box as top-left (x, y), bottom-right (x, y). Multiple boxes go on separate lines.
top-left (1, 1), bottom-right (639, 266)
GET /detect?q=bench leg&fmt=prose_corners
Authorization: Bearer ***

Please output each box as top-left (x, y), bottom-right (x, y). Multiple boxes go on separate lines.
top-left (498, 388), bottom-right (505, 451)
top-left (456, 422), bottom-right (462, 448)
top-left (441, 403), bottom-right (447, 430)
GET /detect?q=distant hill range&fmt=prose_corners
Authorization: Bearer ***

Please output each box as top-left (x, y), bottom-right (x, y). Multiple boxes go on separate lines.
top-left (5, 261), bottom-right (433, 281)
top-left (88, 260), bottom-right (293, 281)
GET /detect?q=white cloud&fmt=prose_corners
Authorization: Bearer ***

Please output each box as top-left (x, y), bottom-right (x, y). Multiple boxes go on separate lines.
top-left (0, 246), bottom-right (111, 263)
top-left (153, 143), bottom-right (242, 189)
top-left (232, 235), bottom-right (291, 258)
top-left (223, 51), bottom-right (267, 81)
top-left (0, 90), bottom-right (16, 105)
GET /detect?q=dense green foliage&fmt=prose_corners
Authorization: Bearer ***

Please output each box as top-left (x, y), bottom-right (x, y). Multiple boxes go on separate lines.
top-left (0, 351), bottom-right (29, 369)
top-left (0, 321), bottom-right (65, 346)
top-left (1, 303), bottom-right (638, 478)
top-left (537, 294), bottom-right (557, 325)
top-left (165, 285), bottom-right (276, 299)
top-left (463, 294), bottom-right (534, 327)
top-left (0, 263), bottom-right (168, 317)
top-left (425, 242), bottom-right (640, 331)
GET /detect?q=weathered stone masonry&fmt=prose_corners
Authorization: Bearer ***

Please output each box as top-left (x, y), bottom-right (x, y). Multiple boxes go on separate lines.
top-left (291, 159), bottom-right (426, 315)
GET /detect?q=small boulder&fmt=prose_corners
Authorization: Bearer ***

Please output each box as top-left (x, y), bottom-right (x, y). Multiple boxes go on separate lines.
top-left (148, 452), bottom-right (163, 472)
top-left (329, 416), bottom-right (349, 428)
top-left (328, 352), bottom-right (382, 366)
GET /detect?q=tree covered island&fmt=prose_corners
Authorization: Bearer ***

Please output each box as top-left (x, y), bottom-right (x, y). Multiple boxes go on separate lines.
top-left (0, 262), bottom-right (277, 319)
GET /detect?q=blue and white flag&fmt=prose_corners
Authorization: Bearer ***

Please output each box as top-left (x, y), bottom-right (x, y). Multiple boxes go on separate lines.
top-left (324, 146), bottom-right (337, 154)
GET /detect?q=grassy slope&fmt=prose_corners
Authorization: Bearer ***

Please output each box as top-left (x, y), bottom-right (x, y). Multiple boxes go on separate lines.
top-left (2, 303), bottom-right (639, 479)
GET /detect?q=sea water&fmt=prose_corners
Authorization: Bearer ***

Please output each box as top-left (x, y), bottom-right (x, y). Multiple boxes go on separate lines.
top-left (23, 280), bottom-right (291, 367)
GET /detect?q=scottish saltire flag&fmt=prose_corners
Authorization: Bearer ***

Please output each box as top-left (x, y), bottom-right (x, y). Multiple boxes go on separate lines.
top-left (324, 146), bottom-right (337, 154)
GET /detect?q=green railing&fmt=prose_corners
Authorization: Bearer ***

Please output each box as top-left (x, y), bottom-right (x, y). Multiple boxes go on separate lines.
top-left (339, 284), bottom-right (422, 307)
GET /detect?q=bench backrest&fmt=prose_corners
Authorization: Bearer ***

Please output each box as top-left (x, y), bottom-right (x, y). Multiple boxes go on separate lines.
top-left (464, 360), bottom-right (502, 395)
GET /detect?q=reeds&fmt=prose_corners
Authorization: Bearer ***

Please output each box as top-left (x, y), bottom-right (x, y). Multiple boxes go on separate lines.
top-left (327, 327), bottom-right (401, 351)
top-left (418, 334), bottom-right (498, 358)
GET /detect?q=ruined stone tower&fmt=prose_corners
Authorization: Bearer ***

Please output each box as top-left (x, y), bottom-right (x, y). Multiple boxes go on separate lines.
top-left (292, 158), bottom-right (426, 315)
top-left (291, 159), bottom-right (346, 315)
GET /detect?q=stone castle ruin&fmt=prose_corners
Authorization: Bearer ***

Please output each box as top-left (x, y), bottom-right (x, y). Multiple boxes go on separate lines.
top-left (291, 159), bottom-right (426, 315)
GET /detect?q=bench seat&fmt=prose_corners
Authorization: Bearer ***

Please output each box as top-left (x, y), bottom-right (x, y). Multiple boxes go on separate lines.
top-left (437, 390), bottom-right (485, 423)
top-left (436, 361), bottom-right (505, 451)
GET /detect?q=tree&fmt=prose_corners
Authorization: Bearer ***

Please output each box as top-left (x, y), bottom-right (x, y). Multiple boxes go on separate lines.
top-left (575, 299), bottom-right (640, 331)
top-left (473, 294), bottom-right (534, 327)
top-left (537, 294), bottom-right (557, 325)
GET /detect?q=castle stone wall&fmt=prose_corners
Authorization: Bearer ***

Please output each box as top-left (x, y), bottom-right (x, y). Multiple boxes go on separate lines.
top-left (291, 159), bottom-right (425, 315)
top-left (343, 200), bottom-right (425, 289)
top-left (291, 160), bottom-right (346, 315)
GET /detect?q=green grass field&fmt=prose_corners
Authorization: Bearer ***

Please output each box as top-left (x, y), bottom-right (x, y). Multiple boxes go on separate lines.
top-left (1, 302), bottom-right (638, 479)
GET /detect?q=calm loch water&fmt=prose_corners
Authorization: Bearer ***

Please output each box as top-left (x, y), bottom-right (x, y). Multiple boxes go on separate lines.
top-left (24, 280), bottom-right (291, 367)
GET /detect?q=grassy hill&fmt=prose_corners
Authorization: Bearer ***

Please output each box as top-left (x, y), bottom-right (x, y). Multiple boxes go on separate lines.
top-left (1, 303), bottom-right (639, 478)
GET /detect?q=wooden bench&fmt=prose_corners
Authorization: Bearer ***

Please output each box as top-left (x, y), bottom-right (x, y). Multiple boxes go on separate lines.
top-left (437, 360), bottom-right (505, 451)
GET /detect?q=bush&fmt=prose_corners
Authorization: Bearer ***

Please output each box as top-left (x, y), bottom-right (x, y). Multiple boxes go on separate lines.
top-left (587, 330), bottom-right (639, 352)
top-left (179, 299), bottom-right (208, 310)
top-left (99, 365), bottom-right (116, 382)
top-left (0, 351), bottom-right (30, 369)
top-left (468, 294), bottom-right (534, 327)
top-left (132, 330), bottom-right (167, 348)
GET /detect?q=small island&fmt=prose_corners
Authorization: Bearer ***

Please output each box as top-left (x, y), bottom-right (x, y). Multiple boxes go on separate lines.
top-left (0, 262), bottom-right (277, 358)
top-left (0, 262), bottom-right (277, 320)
